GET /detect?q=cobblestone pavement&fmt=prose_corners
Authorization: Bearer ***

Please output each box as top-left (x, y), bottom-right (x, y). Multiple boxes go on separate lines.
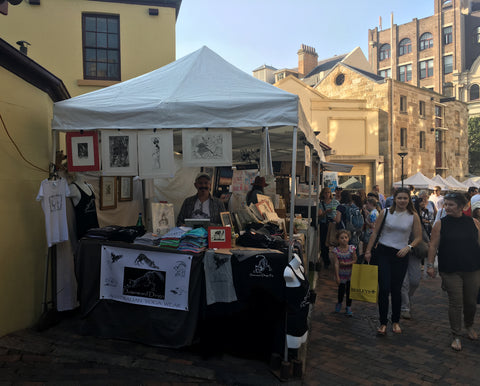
top-left (304, 268), bottom-right (480, 386)
top-left (1, 269), bottom-right (479, 385)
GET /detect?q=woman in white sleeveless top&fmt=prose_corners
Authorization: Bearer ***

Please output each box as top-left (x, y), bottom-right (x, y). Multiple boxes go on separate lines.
top-left (365, 187), bottom-right (422, 335)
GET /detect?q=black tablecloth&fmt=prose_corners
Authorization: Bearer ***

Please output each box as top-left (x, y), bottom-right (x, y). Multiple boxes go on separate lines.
top-left (75, 239), bottom-right (203, 348)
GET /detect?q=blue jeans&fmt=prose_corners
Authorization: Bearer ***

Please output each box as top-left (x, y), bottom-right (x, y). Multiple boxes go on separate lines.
top-left (377, 244), bottom-right (409, 325)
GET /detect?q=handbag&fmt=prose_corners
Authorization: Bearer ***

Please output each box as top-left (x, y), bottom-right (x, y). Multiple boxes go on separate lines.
top-left (349, 263), bottom-right (378, 303)
top-left (325, 221), bottom-right (338, 247)
top-left (412, 223), bottom-right (430, 259)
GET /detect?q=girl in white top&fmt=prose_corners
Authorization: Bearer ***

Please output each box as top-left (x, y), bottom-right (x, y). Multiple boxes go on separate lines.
top-left (365, 187), bottom-right (422, 336)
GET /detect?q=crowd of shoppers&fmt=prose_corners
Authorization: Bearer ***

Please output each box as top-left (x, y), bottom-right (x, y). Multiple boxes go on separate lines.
top-left (319, 182), bottom-right (480, 351)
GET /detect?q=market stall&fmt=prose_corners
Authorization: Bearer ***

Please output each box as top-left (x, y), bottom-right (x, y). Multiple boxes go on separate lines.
top-left (49, 47), bottom-right (324, 363)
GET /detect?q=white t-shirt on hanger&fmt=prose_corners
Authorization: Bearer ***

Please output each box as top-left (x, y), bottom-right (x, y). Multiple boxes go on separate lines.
top-left (36, 178), bottom-right (71, 247)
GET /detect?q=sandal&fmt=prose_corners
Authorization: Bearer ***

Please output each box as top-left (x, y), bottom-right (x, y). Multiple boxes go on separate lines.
top-left (467, 327), bottom-right (478, 340)
top-left (451, 338), bottom-right (462, 351)
top-left (392, 323), bottom-right (402, 334)
top-left (377, 325), bottom-right (387, 336)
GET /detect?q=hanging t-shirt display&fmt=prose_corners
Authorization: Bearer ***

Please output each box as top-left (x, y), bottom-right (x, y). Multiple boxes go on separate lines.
top-left (71, 182), bottom-right (99, 239)
top-left (36, 178), bottom-right (71, 247)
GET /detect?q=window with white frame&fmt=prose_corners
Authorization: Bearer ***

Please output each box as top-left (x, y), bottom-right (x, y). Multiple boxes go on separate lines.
top-left (379, 68), bottom-right (391, 78)
top-left (443, 26), bottom-right (452, 45)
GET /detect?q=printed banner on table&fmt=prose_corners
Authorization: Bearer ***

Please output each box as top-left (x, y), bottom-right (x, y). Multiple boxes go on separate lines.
top-left (100, 246), bottom-right (192, 311)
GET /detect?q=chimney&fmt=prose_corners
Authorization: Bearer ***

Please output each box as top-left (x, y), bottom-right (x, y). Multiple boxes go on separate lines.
top-left (297, 44), bottom-right (318, 78)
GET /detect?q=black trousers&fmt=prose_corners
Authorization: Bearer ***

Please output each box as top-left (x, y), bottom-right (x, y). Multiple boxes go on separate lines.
top-left (319, 222), bottom-right (330, 267)
top-left (338, 281), bottom-right (352, 307)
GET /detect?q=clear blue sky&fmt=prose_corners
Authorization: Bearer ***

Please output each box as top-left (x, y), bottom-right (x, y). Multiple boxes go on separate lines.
top-left (176, 0), bottom-right (434, 74)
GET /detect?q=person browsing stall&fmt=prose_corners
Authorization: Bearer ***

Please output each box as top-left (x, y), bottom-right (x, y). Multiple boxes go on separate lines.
top-left (246, 176), bottom-right (268, 206)
top-left (176, 173), bottom-right (226, 226)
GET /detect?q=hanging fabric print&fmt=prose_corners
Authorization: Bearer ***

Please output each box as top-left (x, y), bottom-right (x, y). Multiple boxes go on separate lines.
top-left (101, 130), bottom-right (138, 176)
top-left (137, 130), bottom-right (175, 178)
top-left (182, 128), bottom-right (232, 167)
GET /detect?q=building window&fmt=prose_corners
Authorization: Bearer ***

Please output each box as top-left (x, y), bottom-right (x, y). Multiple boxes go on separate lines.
top-left (443, 0), bottom-right (452, 8)
top-left (419, 100), bottom-right (426, 117)
top-left (335, 74), bottom-right (345, 85)
top-left (379, 44), bottom-right (391, 61)
top-left (419, 59), bottom-right (434, 79)
top-left (471, 84), bottom-right (480, 100)
top-left (82, 13), bottom-right (120, 80)
top-left (398, 64), bottom-right (412, 82)
top-left (400, 95), bottom-right (407, 113)
top-left (475, 27), bottom-right (480, 43)
top-left (399, 38), bottom-right (412, 56)
top-left (419, 32), bottom-right (434, 51)
top-left (443, 82), bottom-right (454, 97)
top-left (443, 55), bottom-right (453, 74)
top-left (443, 26), bottom-right (453, 45)
top-left (420, 131), bottom-right (426, 150)
top-left (379, 68), bottom-right (391, 78)
top-left (400, 128), bottom-right (407, 148)
top-left (435, 105), bottom-right (443, 128)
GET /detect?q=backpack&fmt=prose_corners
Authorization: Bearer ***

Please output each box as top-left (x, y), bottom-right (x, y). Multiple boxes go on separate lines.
top-left (342, 204), bottom-right (364, 232)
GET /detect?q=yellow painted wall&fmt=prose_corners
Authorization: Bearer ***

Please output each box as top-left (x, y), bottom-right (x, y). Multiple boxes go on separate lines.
top-left (0, 1), bottom-right (177, 96)
top-left (0, 67), bottom-right (54, 335)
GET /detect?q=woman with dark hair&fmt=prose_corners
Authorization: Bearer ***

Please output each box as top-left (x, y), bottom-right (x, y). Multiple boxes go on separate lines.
top-left (365, 187), bottom-right (422, 335)
top-left (335, 190), bottom-right (363, 252)
top-left (426, 192), bottom-right (480, 351)
top-left (318, 187), bottom-right (339, 269)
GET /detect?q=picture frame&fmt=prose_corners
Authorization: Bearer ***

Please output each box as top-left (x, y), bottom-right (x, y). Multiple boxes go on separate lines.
top-left (220, 211), bottom-right (234, 233)
top-left (137, 130), bottom-right (175, 179)
top-left (100, 176), bottom-right (117, 210)
top-left (182, 128), bottom-right (232, 167)
top-left (207, 226), bottom-right (231, 249)
top-left (66, 131), bottom-right (100, 171)
top-left (118, 176), bottom-right (133, 202)
top-left (101, 130), bottom-right (138, 176)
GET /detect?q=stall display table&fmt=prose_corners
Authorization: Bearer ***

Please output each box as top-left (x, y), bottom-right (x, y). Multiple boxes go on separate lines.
top-left (75, 240), bottom-right (291, 356)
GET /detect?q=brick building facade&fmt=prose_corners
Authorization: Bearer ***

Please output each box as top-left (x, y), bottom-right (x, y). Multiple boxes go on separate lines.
top-left (368, 0), bottom-right (480, 117)
top-left (315, 63), bottom-right (469, 188)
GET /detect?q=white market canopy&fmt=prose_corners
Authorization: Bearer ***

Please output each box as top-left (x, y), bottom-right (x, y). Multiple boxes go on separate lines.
top-left (464, 176), bottom-right (480, 188)
top-left (393, 172), bottom-right (437, 189)
top-left (445, 176), bottom-right (468, 191)
top-left (52, 46), bottom-right (323, 161)
top-left (430, 175), bottom-right (450, 191)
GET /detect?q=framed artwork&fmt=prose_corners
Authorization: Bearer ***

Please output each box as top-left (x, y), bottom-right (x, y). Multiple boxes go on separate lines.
top-left (101, 130), bottom-right (138, 176)
top-left (137, 130), bottom-right (175, 179)
top-left (100, 176), bottom-right (117, 210)
top-left (151, 202), bottom-right (175, 235)
top-left (220, 211), bottom-right (234, 232)
top-left (118, 176), bottom-right (133, 201)
top-left (182, 128), bottom-right (232, 167)
top-left (207, 226), bottom-right (231, 249)
top-left (66, 131), bottom-right (100, 171)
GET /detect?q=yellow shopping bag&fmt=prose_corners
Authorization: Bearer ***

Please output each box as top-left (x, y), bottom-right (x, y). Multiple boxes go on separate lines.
top-left (349, 263), bottom-right (378, 303)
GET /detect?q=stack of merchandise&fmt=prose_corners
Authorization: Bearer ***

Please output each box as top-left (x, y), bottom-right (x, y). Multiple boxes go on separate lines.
top-left (158, 226), bottom-right (191, 250)
top-left (178, 227), bottom-right (208, 253)
top-left (134, 232), bottom-right (162, 246)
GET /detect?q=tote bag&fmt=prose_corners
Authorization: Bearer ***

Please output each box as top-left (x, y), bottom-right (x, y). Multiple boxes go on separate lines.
top-left (349, 263), bottom-right (378, 303)
top-left (325, 221), bottom-right (338, 247)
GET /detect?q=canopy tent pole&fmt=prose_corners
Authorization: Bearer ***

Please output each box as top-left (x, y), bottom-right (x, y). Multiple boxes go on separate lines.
top-left (306, 144), bottom-right (313, 273)
top-left (288, 126), bottom-right (298, 262)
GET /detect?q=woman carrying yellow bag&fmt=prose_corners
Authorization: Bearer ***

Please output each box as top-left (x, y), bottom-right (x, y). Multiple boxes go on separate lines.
top-left (365, 188), bottom-right (422, 336)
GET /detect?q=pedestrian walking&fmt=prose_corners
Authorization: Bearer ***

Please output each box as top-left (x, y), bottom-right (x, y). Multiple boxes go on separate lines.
top-left (318, 187), bottom-right (339, 270)
top-left (332, 229), bottom-right (357, 316)
top-left (364, 187), bottom-right (422, 335)
top-left (426, 192), bottom-right (480, 351)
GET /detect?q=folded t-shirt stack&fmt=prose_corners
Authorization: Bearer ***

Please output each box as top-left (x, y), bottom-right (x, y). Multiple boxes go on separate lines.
top-left (158, 226), bottom-right (191, 250)
top-left (178, 227), bottom-right (208, 253)
top-left (134, 232), bottom-right (162, 246)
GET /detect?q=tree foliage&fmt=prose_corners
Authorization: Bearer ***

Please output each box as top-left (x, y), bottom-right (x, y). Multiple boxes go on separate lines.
top-left (468, 117), bottom-right (480, 174)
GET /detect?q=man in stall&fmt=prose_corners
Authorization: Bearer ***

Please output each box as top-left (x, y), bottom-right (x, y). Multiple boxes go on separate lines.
top-left (176, 172), bottom-right (226, 226)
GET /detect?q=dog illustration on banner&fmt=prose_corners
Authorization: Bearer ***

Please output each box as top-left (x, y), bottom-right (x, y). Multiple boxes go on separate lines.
top-left (123, 267), bottom-right (166, 299)
top-left (135, 253), bottom-right (159, 269)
